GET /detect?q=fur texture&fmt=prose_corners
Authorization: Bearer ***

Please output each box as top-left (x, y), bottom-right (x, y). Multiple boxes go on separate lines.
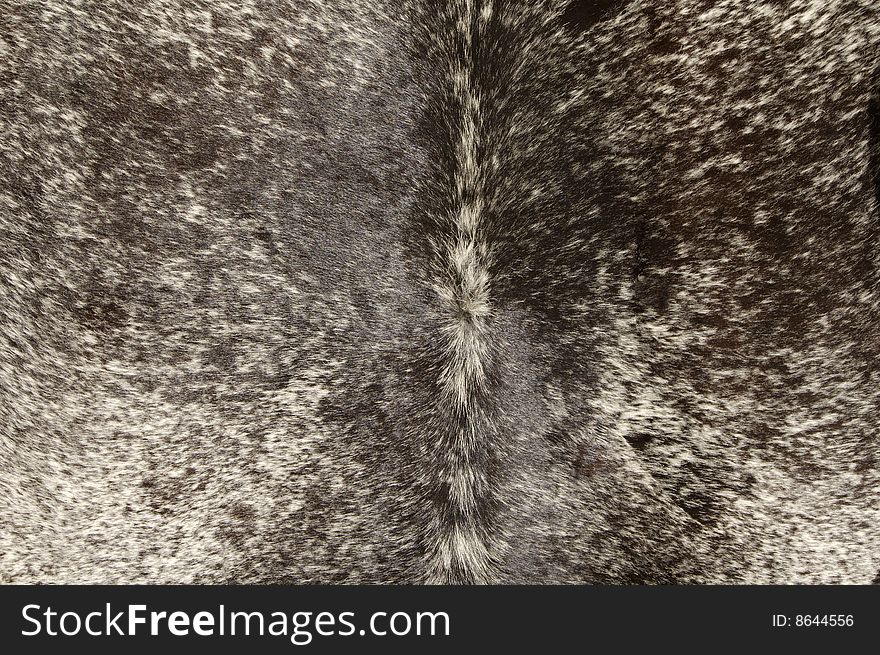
top-left (1, 0), bottom-right (879, 583)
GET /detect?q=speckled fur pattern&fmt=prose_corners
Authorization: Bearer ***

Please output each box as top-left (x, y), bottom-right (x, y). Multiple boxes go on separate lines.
top-left (1, 0), bottom-right (879, 584)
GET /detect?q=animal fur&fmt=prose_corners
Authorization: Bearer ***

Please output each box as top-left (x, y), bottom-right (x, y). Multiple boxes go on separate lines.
top-left (1, 0), bottom-right (879, 584)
